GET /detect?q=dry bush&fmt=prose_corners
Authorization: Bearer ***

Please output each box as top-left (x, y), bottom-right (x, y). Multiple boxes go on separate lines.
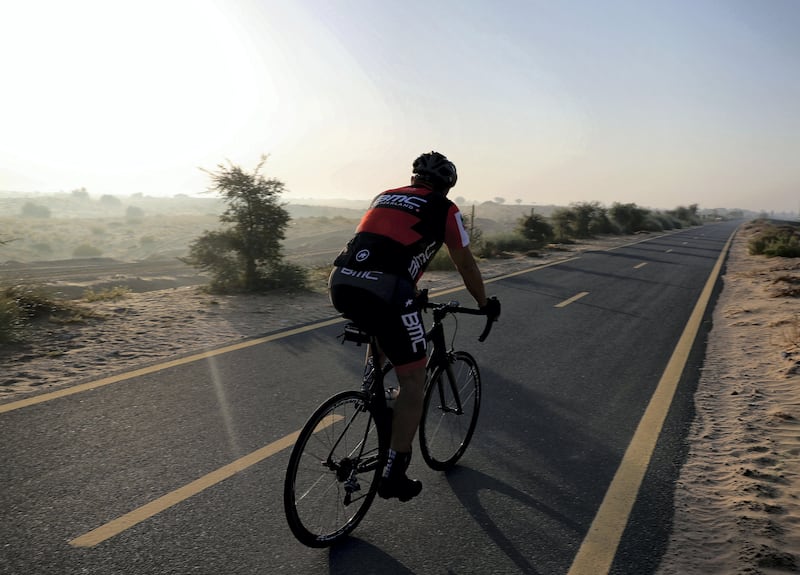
top-left (83, 286), bottom-right (131, 302)
top-left (771, 275), bottom-right (800, 298)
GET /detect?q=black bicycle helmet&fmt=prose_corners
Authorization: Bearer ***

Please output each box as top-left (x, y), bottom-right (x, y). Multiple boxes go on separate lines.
top-left (412, 151), bottom-right (457, 190)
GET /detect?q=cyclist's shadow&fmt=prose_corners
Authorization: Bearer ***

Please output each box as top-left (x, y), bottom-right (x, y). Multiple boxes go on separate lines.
top-left (443, 465), bottom-right (579, 575)
top-left (328, 538), bottom-right (413, 575)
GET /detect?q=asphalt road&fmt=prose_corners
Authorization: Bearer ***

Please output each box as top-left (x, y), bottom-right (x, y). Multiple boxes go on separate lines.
top-left (0, 221), bottom-right (739, 575)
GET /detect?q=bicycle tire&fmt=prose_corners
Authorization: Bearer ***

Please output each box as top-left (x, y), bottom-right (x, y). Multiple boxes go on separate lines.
top-left (283, 390), bottom-right (386, 547)
top-left (419, 351), bottom-right (482, 471)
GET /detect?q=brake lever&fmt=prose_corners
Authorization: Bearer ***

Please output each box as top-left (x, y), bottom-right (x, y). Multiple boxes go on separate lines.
top-left (478, 313), bottom-right (496, 342)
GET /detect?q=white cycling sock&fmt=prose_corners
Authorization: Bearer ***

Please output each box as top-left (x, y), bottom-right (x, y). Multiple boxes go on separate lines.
top-left (382, 448), bottom-right (398, 479)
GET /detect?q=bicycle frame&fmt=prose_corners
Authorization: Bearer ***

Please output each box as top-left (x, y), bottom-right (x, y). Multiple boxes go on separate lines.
top-left (358, 300), bottom-right (490, 418)
top-left (424, 306), bottom-right (466, 415)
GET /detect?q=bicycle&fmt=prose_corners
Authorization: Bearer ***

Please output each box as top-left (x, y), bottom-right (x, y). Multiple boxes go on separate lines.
top-left (283, 295), bottom-right (497, 548)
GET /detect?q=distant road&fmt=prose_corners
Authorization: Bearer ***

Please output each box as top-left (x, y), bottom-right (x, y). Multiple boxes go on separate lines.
top-left (0, 244), bottom-right (344, 296)
top-left (0, 258), bottom-right (207, 298)
top-left (0, 258), bottom-right (197, 283)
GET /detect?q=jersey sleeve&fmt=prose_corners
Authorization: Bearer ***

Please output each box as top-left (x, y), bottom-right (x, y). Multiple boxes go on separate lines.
top-left (444, 204), bottom-right (470, 249)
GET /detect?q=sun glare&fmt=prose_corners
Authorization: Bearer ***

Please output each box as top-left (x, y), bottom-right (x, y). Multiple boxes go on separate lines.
top-left (3, 0), bottom-right (264, 182)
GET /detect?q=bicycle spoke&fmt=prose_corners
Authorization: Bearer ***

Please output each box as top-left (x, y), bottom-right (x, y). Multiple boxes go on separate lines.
top-left (284, 391), bottom-right (384, 547)
top-left (419, 352), bottom-right (481, 470)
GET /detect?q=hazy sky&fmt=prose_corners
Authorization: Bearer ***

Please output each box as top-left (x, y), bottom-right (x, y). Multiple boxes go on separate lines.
top-left (2, 0), bottom-right (798, 212)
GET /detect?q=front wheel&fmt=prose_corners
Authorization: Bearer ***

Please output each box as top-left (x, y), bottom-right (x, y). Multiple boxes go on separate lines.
top-left (419, 351), bottom-right (482, 471)
top-left (283, 390), bottom-right (385, 547)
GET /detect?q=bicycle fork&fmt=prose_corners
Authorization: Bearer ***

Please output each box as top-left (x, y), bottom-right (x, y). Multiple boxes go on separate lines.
top-left (433, 357), bottom-right (465, 415)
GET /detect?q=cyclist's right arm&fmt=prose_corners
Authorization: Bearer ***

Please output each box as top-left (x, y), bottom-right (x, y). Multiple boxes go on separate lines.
top-left (447, 244), bottom-right (488, 308)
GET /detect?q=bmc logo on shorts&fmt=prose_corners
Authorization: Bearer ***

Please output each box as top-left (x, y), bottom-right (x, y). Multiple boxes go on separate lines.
top-left (401, 312), bottom-right (426, 353)
top-left (341, 267), bottom-right (382, 281)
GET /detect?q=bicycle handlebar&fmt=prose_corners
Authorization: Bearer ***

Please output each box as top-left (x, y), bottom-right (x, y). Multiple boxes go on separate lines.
top-left (423, 300), bottom-right (498, 342)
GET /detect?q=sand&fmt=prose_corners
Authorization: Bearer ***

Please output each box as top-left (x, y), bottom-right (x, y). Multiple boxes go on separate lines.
top-left (656, 224), bottom-right (800, 575)
top-left (1, 226), bottom-right (799, 573)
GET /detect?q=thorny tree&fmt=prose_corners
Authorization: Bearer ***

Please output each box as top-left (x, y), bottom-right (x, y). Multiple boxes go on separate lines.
top-left (183, 156), bottom-right (306, 292)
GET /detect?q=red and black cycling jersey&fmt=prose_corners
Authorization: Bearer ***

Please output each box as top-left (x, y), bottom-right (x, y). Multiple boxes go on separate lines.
top-left (333, 185), bottom-right (470, 283)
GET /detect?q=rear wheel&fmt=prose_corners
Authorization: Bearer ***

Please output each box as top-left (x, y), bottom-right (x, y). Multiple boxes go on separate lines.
top-left (284, 390), bottom-right (385, 547)
top-left (419, 351), bottom-right (481, 470)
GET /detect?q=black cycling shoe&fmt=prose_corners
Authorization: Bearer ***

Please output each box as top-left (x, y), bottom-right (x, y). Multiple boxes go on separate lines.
top-left (378, 450), bottom-right (422, 502)
top-left (378, 474), bottom-right (422, 502)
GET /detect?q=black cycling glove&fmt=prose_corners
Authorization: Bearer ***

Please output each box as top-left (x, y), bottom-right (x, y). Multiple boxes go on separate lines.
top-left (414, 288), bottom-right (429, 310)
top-left (481, 296), bottom-right (501, 321)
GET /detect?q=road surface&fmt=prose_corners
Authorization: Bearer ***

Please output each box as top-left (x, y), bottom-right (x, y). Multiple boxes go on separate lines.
top-left (0, 222), bottom-right (739, 574)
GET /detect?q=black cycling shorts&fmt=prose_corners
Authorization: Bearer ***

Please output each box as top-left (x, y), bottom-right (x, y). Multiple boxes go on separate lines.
top-left (328, 266), bottom-right (427, 372)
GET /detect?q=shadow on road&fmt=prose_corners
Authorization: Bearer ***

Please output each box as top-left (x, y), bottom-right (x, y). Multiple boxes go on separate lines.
top-left (328, 537), bottom-right (415, 575)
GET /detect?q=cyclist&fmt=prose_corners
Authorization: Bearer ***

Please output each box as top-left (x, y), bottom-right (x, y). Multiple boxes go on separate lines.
top-left (328, 151), bottom-right (500, 502)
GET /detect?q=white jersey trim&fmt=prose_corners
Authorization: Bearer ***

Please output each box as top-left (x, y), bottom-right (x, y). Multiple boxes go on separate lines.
top-left (454, 211), bottom-right (470, 247)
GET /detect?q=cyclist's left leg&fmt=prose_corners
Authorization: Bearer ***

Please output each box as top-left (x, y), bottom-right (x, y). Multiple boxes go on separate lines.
top-left (391, 366), bottom-right (426, 452)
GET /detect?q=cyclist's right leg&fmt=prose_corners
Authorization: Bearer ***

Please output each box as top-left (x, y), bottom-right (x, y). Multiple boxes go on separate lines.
top-left (378, 365), bottom-right (425, 502)
top-left (329, 270), bottom-right (424, 502)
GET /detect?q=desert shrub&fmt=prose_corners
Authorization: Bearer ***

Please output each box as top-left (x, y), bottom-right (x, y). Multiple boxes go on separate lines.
top-left (206, 260), bottom-right (309, 293)
top-left (126, 205), bottom-right (145, 223)
top-left (71, 188), bottom-right (90, 200)
top-left (771, 276), bottom-right (800, 298)
top-left (99, 194), bottom-right (122, 207)
top-left (0, 284), bottom-right (74, 343)
top-left (573, 202), bottom-right (609, 238)
top-left (5, 284), bottom-right (65, 317)
top-left (749, 223), bottom-right (800, 258)
top-left (649, 212), bottom-right (682, 230)
top-left (588, 209), bottom-right (618, 236)
top-left (550, 208), bottom-right (576, 242)
top-left (764, 235), bottom-right (800, 258)
top-left (306, 265), bottom-right (334, 293)
top-left (579, 202), bottom-right (619, 238)
top-left (83, 286), bottom-right (131, 302)
top-left (20, 202), bottom-right (51, 218)
top-left (609, 202), bottom-right (650, 234)
top-left (476, 233), bottom-right (537, 258)
top-left (0, 296), bottom-right (24, 343)
top-left (641, 214), bottom-right (665, 232)
top-left (183, 157), bottom-right (308, 293)
top-left (258, 262), bottom-right (309, 291)
top-left (73, 244), bottom-right (103, 257)
top-left (668, 204), bottom-right (702, 226)
top-left (517, 212), bottom-right (554, 248)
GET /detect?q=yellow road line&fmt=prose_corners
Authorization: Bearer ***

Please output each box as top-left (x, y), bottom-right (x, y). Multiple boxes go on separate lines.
top-left (0, 318), bottom-right (345, 415)
top-left (555, 291), bottom-right (589, 308)
top-left (69, 415), bottom-right (343, 548)
top-left (486, 257), bottom-right (581, 282)
top-left (430, 256), bottom-right (582, 298)
top-left (633, 262), bottom-right (648, 269)
top-left (566, 228), bottom-right (736, 575)
top-left (1, 257), bottom-right (581, 416)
